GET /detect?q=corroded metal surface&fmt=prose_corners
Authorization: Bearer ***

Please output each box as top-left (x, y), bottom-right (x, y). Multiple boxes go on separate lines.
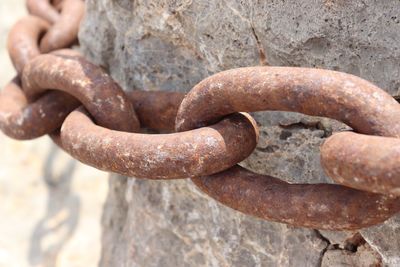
top-left (39, 0), bottom-right (85, 53)
top-left (21, 50), bottom-right (139, 132)
top-left (192, 165), bottom-right (400, 230)
top-left (56, 107), bottom-right (258, 179)
top-left (127, 90), bottom-right (184, 131)
top-left (0, 78), bottom-right (79, 139)
top-left (321, 132), bottom-right (400, 196)
top-left (175, 67), bottom-right (400, 137)
top-left (2, 12), bottom-right (83, 140)
top-left (0, 85), bottom-right (183, 140)
top-left (7, 16), bottom-right (50, 75)
top-left (175, 66), bottom-right (400, 229)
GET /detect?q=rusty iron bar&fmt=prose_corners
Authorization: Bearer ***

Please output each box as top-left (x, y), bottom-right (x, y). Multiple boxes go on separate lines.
top-left (54, 108), bottom-right (258, 179)
top-left (192, 166), bottom-right (400, 230)
top-left (321, 132), bottom-right (400, 196)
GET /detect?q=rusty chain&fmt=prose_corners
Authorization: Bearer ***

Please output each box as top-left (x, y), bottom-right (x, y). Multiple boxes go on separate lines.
top-left (1, 0), bottom-right (399, 231)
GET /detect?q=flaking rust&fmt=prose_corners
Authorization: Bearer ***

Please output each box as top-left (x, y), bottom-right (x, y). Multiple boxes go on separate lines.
top-left (0, 78), bottom-right (78, 140)
top-left (56, 108), bottom-right (258, 179)
top-left (192, 166), bottom-right (400, 230)
top-left (321, 132), bottom-right (400, 196)
top-left (176, 67), bottom-right (400, 137)
top-left (1, 9), bottom-right (82, 139)
top-left (21, 50), bottom-right (140, 132)
top-left (127, 90), bottom-right (185, 131)
top-left (176, 66), bottom-right (400, 230)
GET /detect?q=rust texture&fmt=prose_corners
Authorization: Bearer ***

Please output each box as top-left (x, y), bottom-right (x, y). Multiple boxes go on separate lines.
top-left (26, 0), bottom-right (60, 24)
top-left (321, 132), bottom-right (400, 196)
top-left (127, 90), bottom-right (184, 131)
top-left (56, 107), bottom-right (258, 179)
top-left (192, 165), bottom-right (400, 230)
top-left (7, 16), bottom-right (50, 75)
top-left (39, 0), bottom-right (85, 53)
top-left (21, 50), bottom-right (140, 132)
top-left (1, 10), bottom-right (84, 140)
top-left (0, 78), bottom-right (79, 140)
top-left (175, 67), bottom-right (400, 137)
top-left (0, 85), bottom-right (183, 140)
top-left (175, 66), bottom-right (400, 229)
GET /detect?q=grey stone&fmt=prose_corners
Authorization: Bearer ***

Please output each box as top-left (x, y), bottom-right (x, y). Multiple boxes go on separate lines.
top-left (318, 230), bottom-right (357, 249)
top-left (100, 175), bottom-right (327, 267)
top-left (361, 215), bottom-right (400, 266)
top-left (321, 243), bottom-right (382, 267)
top-left (79, 0), bottom-right (400, 266)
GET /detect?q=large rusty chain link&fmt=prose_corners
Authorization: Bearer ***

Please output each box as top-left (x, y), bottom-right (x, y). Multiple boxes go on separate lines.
top-left (1, 0), bottom-right (399, 230)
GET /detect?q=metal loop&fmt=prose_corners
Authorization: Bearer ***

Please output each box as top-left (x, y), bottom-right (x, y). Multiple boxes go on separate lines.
top-left (21, 50), bottom-right (140, 132)
top-left (175, 66), bottom-right (400, 229)
top-left (7, 16), bottom-right (50, 75)
top-left (54, 97), bottom-right (258, 179)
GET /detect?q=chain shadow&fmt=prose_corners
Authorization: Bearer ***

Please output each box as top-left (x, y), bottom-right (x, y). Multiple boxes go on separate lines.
top-left (28, 144), bottom-right (80, 267)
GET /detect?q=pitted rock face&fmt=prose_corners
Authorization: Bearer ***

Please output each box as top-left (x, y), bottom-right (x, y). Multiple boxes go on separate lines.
top-left (79, 0), bottom-right (400, 266)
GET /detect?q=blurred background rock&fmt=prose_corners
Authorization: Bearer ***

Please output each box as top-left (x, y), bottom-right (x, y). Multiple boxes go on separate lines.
top-left (0, 1), bottom-right (108, 266)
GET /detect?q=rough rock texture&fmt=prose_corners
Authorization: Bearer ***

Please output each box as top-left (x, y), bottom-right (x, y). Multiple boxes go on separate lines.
top-left (79, 0), bottom-right (400, 266)
top-left (321, 243), bottom-right (383, 267)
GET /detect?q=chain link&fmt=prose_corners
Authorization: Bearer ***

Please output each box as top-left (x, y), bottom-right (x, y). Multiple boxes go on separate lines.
top-left (1, 0), bottom-right (399, 230)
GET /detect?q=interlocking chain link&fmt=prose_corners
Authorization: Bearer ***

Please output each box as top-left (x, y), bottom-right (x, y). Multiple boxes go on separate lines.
top-left (1, 0), bottom-right (399, 231)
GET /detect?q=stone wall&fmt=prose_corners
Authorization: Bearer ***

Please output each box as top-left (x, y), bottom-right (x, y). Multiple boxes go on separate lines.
top-left (79, 1), bottom-right (400, 266)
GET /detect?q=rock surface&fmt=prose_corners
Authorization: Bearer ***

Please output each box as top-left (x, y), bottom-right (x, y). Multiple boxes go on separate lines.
top-left (79, 0), bottom-right (400, 266)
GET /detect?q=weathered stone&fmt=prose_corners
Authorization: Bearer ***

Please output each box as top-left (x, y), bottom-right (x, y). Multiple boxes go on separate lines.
top-left (318, 230), bottom-right (358, 250)
top-left (101, 175), bottom-right (328, 266)
top-left (79, 0), bottom-right (400, 266)
top-left (361, 216), bottom-right (400, 266)
top-left (321, 243), bottom-right (382, 267)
